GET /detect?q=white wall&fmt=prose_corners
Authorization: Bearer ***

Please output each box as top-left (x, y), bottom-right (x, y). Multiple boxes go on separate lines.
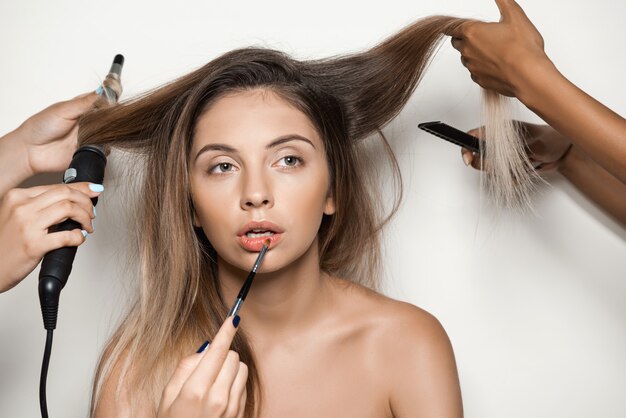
top-left (1, 0), bottom-right (624, 417)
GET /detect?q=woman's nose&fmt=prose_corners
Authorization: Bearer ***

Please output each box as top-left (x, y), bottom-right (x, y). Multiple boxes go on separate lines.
top-left (240, 170), bottom-right (273, 210)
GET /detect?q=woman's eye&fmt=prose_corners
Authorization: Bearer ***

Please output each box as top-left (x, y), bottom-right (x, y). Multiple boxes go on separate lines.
top-left (277, 156), bottom-right (302, 168)
top-left (209, 162), bottom-right (235, 174)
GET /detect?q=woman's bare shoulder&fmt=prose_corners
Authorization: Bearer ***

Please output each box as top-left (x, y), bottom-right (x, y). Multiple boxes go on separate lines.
top-left (327, 275), bottom-right (446, 337)
top-left (334, 277), bottom-right (463, 416)
top-left (328, 276), bottom-right (462, 416)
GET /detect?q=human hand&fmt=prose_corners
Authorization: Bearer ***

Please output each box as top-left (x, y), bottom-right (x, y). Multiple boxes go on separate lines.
top-left (445, 0), bottom-right (552, 97)
top-left (157, 315), bottom-right (248, 418)
top-left (12, 91), bottom-right (101, 176)
top-left (461, 122), bottom-right (572, 173)
top-left (0, 182), bottom-right (100, 293)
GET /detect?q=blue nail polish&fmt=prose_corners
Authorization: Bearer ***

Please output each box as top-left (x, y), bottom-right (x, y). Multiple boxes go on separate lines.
top-left (81, 230), bottom-right (88, 239)
top-left (232, 315), bottom-right (240, 328)
top-left (91, 220), bottom-right (95, 231)
top-left (196, 340), bottom-right (210, 353)
top-left (93, 206), bottom-right (97, 217)
top-left (95, 86), bottom-right (103, 95)
top-left (89, 184), bottom-right (104, 193)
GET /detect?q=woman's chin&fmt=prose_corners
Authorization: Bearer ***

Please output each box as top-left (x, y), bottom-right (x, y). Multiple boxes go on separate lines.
top-left (216, 238), bottom-right (317, 275)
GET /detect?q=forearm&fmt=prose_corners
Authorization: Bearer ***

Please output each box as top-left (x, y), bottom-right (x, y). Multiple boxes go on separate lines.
top-left (0, 128), bottom-right (33, 198)
top-left (516, 59), bottom-right (626, 184)
top-left (558, 144), bottom-right (626, 226)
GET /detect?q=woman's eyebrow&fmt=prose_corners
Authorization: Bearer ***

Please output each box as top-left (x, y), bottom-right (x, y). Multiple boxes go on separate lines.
top-left (194, 134), bottom-right (316, 163)
top-left (194, 144), bottom-right (237, 163)
top-left (266, 134), bottom-right (316, 151)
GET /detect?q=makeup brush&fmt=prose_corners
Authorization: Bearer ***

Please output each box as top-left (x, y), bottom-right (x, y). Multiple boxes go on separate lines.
top-left (226, 239), bottom-right (271, 318)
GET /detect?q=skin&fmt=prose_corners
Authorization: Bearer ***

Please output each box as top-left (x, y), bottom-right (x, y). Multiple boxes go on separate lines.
top-left (98, 89), bottom-right (463, 417)
top-left (446, 0), bottom-right (626, 225)
top-left (0, 91), bottom-right (100, 293)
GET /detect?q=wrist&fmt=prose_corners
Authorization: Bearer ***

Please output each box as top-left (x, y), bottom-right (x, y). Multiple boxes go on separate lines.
top-left (0, 127), bottom-right (35, 182)
top-left (511, 56), bottom-right (561, 109)
top-left (557, 143), bottom-right (577, 176)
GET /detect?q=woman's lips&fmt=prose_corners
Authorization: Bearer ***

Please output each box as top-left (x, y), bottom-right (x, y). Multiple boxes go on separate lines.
top-left (238, 232), bottom-right (282, 252)
top-left (236, 220), bottom-right (285, 236)
top-left (237, 220), bottom-right (284, 251)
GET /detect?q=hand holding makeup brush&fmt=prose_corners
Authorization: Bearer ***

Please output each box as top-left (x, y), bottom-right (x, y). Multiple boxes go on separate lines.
top-left (156, 240), bottom-right (268, 417)
top-left (156, 315), bottom-right (247, 418)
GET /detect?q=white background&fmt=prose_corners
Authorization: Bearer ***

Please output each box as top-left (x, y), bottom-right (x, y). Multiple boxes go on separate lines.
top-left (1, 1), bottom-right (624, 417)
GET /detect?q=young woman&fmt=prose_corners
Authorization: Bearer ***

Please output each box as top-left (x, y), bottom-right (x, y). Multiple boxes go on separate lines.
top-left (77, 15), bottom-right (472, 418)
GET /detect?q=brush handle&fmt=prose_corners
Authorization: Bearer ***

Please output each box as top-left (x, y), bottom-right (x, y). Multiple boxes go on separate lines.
top-left (227, 298), bottom-right (243, 317)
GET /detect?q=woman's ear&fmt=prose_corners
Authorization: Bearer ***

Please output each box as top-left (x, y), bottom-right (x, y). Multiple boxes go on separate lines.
top-left (190, 201), bottom-right (202, 227)
top-left (192, 211), bottom-right (201, 227)
top-left (324, 192), bottom-right (336, 215)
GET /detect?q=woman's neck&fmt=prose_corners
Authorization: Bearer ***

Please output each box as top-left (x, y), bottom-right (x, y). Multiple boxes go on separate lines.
top-left (217, 239), bottom-right (333, 344)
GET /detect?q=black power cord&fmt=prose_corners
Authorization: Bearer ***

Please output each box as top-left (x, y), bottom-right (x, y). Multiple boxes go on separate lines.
top-left (40, 330), bottom-right (54, 418)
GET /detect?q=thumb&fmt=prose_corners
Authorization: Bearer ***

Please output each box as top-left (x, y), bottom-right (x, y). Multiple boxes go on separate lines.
top-left (467, 127), bottom-right (485, 139)
top-left (55, 91), bottom-right (100, 121)
top-left (494, 0), bottom-right (525, 22)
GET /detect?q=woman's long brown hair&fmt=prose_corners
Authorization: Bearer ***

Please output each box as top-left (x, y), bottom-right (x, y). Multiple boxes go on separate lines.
top-left (80, 15), bottom-right (526, 417)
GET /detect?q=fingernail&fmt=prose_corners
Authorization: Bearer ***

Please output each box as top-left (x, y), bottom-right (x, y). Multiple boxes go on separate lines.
top-left (232, 315), bottom-right (241, 328)
top-left (93, 206), bottom-right (97, 217)
top-left (196, 340), bottom-right (210, 353)
top-left (91, 219), bottom-right (95, 231)
top-left (462, 153), bottom-right (472, 166)
top-left (95, 85), bottom-right (103, 95)
top-left (89, 183), bottom-right (104, 193)
top-left (81, 230), bottom-right (88, 239)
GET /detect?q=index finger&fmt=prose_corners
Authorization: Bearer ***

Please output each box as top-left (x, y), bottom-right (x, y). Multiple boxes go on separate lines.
top-left (16, 182), bottom-right (103, 200)
top-left (442, 19), bottom-right (477, 39)
top-left (185, 315), bottom-right (241, 387)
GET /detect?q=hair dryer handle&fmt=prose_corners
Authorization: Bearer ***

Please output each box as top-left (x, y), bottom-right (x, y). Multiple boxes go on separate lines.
top-left (38, 145), bottom-right (107, 330)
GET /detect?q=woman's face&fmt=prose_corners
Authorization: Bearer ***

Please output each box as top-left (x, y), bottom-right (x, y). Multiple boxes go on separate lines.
top-left (189, 89), bottom-right (335, 273)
